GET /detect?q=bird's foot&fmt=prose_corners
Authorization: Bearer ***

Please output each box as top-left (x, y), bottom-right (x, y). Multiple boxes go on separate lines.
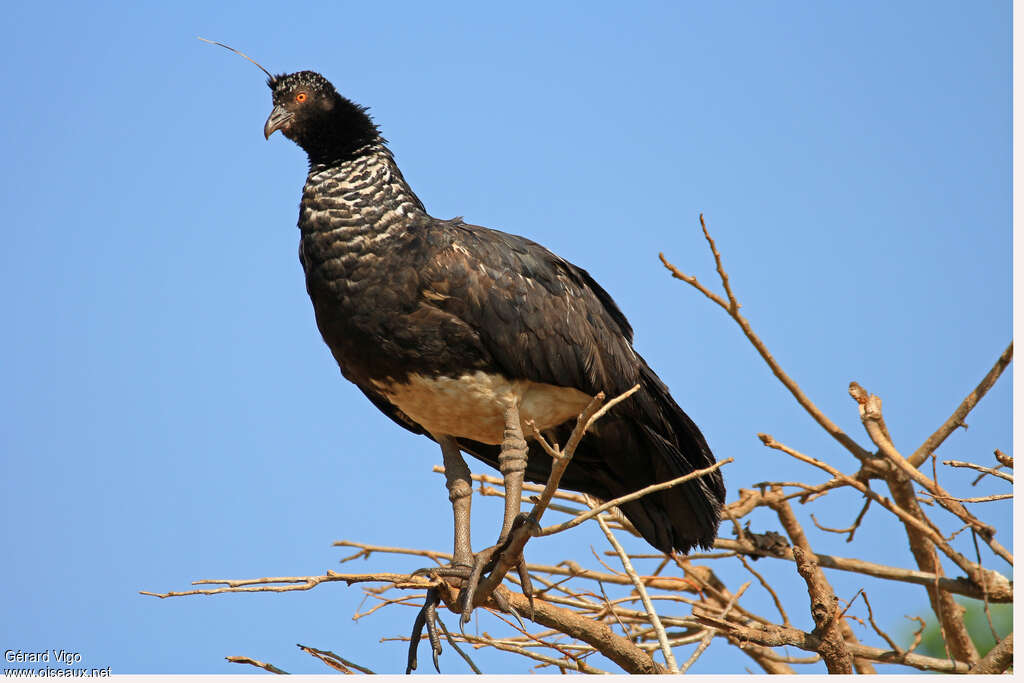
top-left (405, 561), bottom-right (474, 674)
top-left (458, 513), bottom-right (538, 628)
top-left (410, 560), bottom-right (525, 628)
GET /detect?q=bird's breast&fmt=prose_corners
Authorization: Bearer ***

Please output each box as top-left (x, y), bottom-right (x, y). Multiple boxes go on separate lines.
top-left (372, 372), bottom-right (592, 444)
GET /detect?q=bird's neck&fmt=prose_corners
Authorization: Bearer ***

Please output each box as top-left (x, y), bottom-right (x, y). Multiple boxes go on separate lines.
top-left (299, 143), bottom-right (428, 239)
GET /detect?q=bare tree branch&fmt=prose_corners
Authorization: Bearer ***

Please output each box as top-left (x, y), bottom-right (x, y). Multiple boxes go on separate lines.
top-left (946, 459), bottom-right (1014, 483)
top-left (298, 644), bottom-right (375, 674)
top-left (594, 507), bottom-right (678, 672)
top-left (660, 214), bottom-right (872, 462)
top-left (226, 656), bottom-right (288, 674)
top-left (908, 342), bottom-right (1013, 468)
top-left (693, 616), bottom-right (972, 673)
top-left (968, 631), bottom-right (1014, 674)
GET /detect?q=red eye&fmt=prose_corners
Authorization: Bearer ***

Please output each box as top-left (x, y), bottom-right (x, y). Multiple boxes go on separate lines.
top-left (295, 92), bottom-right (307, 103)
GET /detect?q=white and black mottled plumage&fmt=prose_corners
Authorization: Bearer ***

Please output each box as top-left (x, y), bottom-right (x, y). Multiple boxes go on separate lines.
top-left (263, 70), bottom-right (724, 555)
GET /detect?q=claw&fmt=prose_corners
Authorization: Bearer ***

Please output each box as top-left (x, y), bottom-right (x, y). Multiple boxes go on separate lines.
top-left (492, 589), bottom-right (526, 632)
top-left (459, 546), bottom-right (496, 627)
top-left (406, 587), bottom-right (442, 674)
top-left (516, 560), bottom-right (536, 621)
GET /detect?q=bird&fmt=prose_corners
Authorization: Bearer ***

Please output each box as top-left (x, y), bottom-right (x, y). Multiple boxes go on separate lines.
top-left (211, 42), bottom-right (725, 670)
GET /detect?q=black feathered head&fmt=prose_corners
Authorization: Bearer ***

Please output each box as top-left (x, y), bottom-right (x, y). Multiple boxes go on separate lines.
top-left (264, 71), bottom-right (380, 163)
top-left (197, 39), bottom-right (379, 164)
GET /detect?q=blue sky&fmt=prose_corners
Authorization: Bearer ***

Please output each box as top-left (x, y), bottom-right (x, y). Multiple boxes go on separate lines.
top-left (1, 0), bottom-right (1011, 675)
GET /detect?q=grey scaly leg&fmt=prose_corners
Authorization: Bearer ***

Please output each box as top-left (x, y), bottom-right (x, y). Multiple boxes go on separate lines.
top-left (498, 404), bottom-right (528, 539)
top-left (407, 435), bottom-right (472, 674)
top-left (440, 435), bottom-right (474, 567)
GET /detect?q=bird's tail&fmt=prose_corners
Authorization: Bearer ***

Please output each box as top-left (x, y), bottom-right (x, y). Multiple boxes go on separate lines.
top-left (573, 369), bottom-right (724, 554)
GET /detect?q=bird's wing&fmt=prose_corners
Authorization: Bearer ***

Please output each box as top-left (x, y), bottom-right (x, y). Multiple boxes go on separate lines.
top-left (418, 221), bottom-right (639, 397)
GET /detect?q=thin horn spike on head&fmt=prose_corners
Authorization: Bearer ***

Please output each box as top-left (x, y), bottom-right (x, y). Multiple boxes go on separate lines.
top-left (197, 37), bottom-right (274, 81)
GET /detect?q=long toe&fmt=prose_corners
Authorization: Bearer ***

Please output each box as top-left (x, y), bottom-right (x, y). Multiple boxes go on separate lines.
top-left (406, 587), bottom-right (443, 674)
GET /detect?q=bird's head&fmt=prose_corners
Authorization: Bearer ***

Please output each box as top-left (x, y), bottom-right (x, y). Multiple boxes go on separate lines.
top-left (264, 71), bottom-right (380, 163)
top-left (199, 40), bottom-right (381, 163)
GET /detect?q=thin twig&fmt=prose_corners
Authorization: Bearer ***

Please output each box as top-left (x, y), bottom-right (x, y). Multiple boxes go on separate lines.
top-left (451, 632), bottom-right (609, 674)
top-left (758, 433), bottom-right (991, 583)
top-left (432, 614), bottom-right (482, 674)
top-left (860, 592), bottom-right (903, 654)
top-left (660, 214), bottom-right (872, 462)
top-left (140, 571), bottom-right (434, 598)
top-left (943, 459), bottom-right (1013, 483)
top-left (771, 494), bottom-right (852, 674)
top-left (226, 656), bottom-right (288, 674)
top-left (917, 491), bottom-right (1012, 503)
top-left (908, 342), bottom-right (1013, 468)
top-left (537, 458), bottom-right (732, 537)
top-left (681, 581), bottom-right (751, 673)
top-left (904, 615), bottom-right (926, 653)
top-left (849, 384), bottom-right (1006, 559)
top-left (735, 554), bottom-right (789, 627)
top-left (692, 616), bottom-right (971, 673)
top-left (298, 644), bottom-right (375, 674)
top-left (594, 506), bottom-right (678, 672)
top-left (597, 580), bottom-right (630, 637)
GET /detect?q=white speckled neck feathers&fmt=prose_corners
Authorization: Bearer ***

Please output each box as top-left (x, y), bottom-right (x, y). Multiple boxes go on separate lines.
top-left (300, 142), bottom-right (428, 242)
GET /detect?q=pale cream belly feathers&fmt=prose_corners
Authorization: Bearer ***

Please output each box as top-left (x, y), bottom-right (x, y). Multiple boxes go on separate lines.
top-left (373, 371), bottom-right (593, 444)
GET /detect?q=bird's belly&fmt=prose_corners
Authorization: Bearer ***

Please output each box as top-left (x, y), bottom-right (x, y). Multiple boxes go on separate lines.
top-left (373, 372), bottom-right (592, 444)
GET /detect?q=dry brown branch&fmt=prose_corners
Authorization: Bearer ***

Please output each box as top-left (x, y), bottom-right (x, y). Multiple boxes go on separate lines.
top-left (226, 656), bottom-right (288, 674)
top-left (847, 383), bottom-right (1010, 665)
top-left (729, 641), bottom-right (801, 674)
top-left (770, 494), bottom-right (852, 673)
top-left (660, 214), bottom-right (872, 462)
top-left (488, 610), bottom-right (596, 671)
top-left (298, 644), bottom-right (375, 674)
top-left (434, 614), bottom-right (483, 674)
top-left (859, 592), bottom-right (903, 654)
top-left (970, 530), bottom-right (1000, 648)
top-left (846, 498), bottom-right (872, 542)
top-left (967, 631), bottom-right (1014, 674)
top-left (537, 458), bottom-right (733, 538)
top-left (736, 554), bottom-right (790, 626)
top-left (849, 383), bottom-right (1011, 565)
top-left (715, 536), bottom-right (1010, 601)
top-left (809, 512), bottom-right (857, 536)
top-left (886, 473), bottom-right (981, 665)
top-left (693, 615), bottom-right (972, 673)
top-left (908, 342), bottom-right (1013, 468)
top-left (140, 571), bottom-right (434, 598)
top-left (946, 459), bottom-right (1014, 483)
top-left (681, 581), bottom-right (750, 673)
top-left (491, 587), bottom-right (665, 673)
top-left (593, 505), bottom-right (678, 672)
top-left (905, 615), bottom-right (927, 653)
top-left (452, 632), bottom-right (609, 674)
top-left (758, 433), bottom-right (990, 583)
top-left (919, 491), bottom-right (1013, 503)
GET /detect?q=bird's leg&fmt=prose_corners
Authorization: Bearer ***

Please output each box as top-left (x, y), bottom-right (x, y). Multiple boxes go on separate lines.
top-left (407, 436), bottom-right (472, 674)
top-left (440, 435), bottom-right (475, 568)
top-left (457, 403), bottom-right (535, 626)
top-left (498, 403), bottom-right (528, 539)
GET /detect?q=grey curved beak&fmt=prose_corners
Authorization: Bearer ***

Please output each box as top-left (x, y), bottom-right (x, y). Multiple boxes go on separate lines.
top-left (264, 105), bottom-right (293, 139)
